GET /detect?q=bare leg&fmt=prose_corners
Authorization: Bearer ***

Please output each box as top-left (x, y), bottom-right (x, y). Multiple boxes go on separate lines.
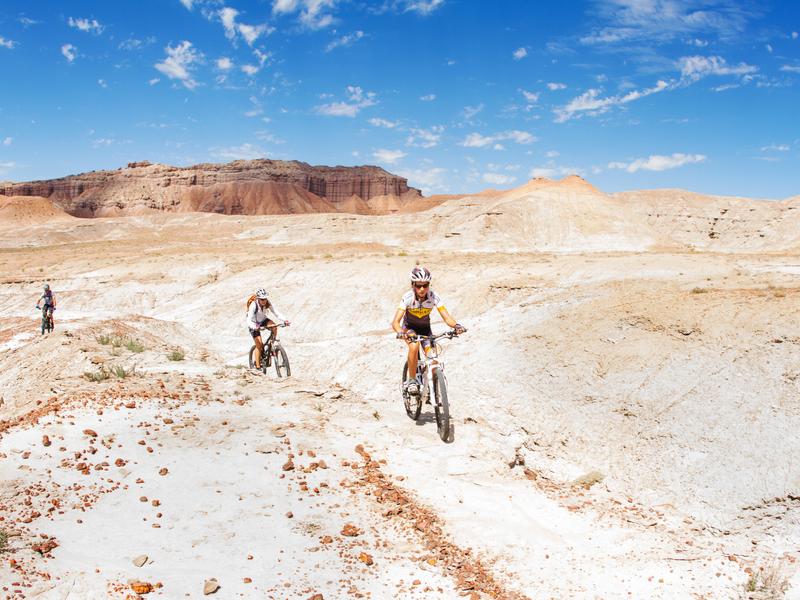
top-left (254, 335), bottom-right (264, 369)
top-left (406, 340), bottom-right (420, 380)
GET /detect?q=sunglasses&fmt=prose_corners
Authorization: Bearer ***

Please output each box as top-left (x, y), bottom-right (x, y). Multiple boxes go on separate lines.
top-left (413, 283), bottom-right (430, 289)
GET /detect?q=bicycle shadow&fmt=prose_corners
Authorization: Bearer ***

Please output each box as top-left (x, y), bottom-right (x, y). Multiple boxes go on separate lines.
top-left (414, 410), bottom-right (455, 443)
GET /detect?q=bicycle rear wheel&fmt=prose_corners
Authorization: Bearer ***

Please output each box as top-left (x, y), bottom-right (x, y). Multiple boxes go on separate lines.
top-left (401, 362), bottom-right (421, 420)
top-left (249, 345), bottom-right (267, 373)
top-left (433, 370), bottom-right (450, 441)
top-left (273, 344), bottom-right (291, 378)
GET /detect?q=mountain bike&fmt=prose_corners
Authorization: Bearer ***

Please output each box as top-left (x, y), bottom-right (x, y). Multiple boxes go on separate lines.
top-left (399, 329), bottom-right (463, 442)
top-left (249, 323), bottom-right (290, 377)
top-left (36, 305), bottom-right (54, 335)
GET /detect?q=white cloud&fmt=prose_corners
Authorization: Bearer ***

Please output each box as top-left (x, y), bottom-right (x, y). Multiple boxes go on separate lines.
top-left (253, 48), bottom-right (271, 66)
top-left (678, 55), bottom-right (757, 81)
top-left (404, 0), bottom-right (445, 15)
top-left (219, 7), bottom-right (273, 46)
top-left (326, 30), bottom-right (364, 52)
top-left (607, 152), bottom-right (706, 173)
top-left (766, 43), bottom-right (773, 53)
top-left (547, 82), bottom-right (567, 90)
top-left (529, 164), bottom-right (584, 178)
top-left (396, 166), bottom-right (447, 194)
top-left (482, 172), bottom-right (516, 185)
top-left (61, 44), bottom-right (77, 63)
top-left (119, 37), bottom-right (156, 51)
top-left (316, 86), bottom-right (377, 117)
top-left (180, 0), bottom-right (194, 9)
top-left (793, 31), bottom-right (798, 40)
top-left (461, 104), bottom-right (484, 120)
top-left (420, 94), bottom-right (436, 101)
top-left (513, 47), bottom-right (527, 60)
top-left (241, 64), bottom-right (260, 76)
top-left (217, 57), bottom-right (233, 70)
top-left (272, 0), bottom-right (337, 29)
top-left (0, 161), bottom-right (17, 175)
top-left (210, 143), bottom-right (268, 161)
top-left (761, 144), bottom-right (790, 152)
top-left (0, 36), bottom-right (16, 49)
top-left (780, 65), bottom-right (800, 73)
top-left (91, 138), bottom-right (115, 148)
top-left (406, 126), bottom-right (443, 148)
top-left (461, 130), bottom-right (536, 148)
top-left (691, 38), bottom-right (708, 47)
top-left (368, 118), bottom-right (399, 128)
top-left (244, 96), bottom-right (263, 118)
top-left (98, 79), bottom-right (107, 88)
top-left (2, 137), bottom-right (12, 146)
top-left (220, 7), bottom-right (239, 38)
top-left (555, 55), bottom-right (757, 123)
top-left (255, 131), bottom-right (285, 144)
top-left (521, 90), bottom-right (539, 103)
top-left (373, 149), bottom-right (407, 164)
top-left (554, 80), bottom-right (669, 122)
top-left (68, 17), bottom-right (104, 34)
top-left (580, 0), bottom-right (753, 46)
top-left (148, 77), bottom-right (160, 85)
top-left (239, 23), bottom-right (271, 45)
top-left (18, 16), bottom-right (39, 27)
top-left (273, 0), bottom-right (300, 14)
top-left (154, 41), bottom-right (202, 89)
top-left (546, 150), bottom-right (560, 158)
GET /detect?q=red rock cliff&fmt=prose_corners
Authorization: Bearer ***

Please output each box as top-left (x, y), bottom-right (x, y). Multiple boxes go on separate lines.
top-left (0, 159), bottom-right (424, 217)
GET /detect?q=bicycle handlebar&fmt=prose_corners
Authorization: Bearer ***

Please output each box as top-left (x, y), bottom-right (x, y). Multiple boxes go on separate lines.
top-left (259, 322), bottom-right (289, 330)
top-left (396, 329), bottom-right (465, 341)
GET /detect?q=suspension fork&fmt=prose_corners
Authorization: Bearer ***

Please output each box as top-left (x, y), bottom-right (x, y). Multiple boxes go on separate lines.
top-left (426, 358), bottom-right (441, 398)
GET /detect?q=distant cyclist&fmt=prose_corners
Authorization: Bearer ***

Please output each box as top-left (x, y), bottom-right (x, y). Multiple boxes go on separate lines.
top-left (391, 267), bottom-right (465, 395)
top-left (36, 283), bottom-right (57, 331)
top-left (247, 288), bottom-right (290, 371)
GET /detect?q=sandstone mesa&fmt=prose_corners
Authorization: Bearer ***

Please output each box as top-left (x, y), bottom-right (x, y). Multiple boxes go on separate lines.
top-left (0, 159), bottom-right (425, 217)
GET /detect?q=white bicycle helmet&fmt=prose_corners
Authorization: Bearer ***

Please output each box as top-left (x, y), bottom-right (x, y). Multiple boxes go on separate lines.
top-left (409, 266), bottom-right (432, 283)
top-left (255, 288), bottom-right (269, 299)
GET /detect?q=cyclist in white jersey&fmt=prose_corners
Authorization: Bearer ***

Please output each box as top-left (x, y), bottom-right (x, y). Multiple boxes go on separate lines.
top-left (247, 288), bottom-right (290, 370)
top-left (391, 267), bottom-right (465, 394)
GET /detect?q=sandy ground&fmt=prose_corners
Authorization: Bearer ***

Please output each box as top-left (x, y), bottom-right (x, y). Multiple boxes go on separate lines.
top-left (1, 183), bottom-right (799, 599)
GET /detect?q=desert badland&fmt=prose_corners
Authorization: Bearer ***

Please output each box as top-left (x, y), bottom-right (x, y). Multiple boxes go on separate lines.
top-left (1, 164), bottom-right (799, 599)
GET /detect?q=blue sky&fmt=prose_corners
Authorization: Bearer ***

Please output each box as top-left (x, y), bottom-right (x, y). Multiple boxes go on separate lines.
top-left (0, 1), bottom-right (798, 198)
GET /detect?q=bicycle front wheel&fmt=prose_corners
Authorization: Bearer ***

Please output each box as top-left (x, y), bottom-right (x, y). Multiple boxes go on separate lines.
top-left (273, 344), bottom-right (291, 378)
top-left (402, 362), bottom-right (421, 420)
top-left (433, 370), bottom-right (450, 442)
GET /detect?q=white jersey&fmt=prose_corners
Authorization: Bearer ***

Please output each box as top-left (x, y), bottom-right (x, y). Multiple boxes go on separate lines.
top-left (397, 289), bottom-right (446, 330)
top-left (247, 299), bottom-right (285, 330)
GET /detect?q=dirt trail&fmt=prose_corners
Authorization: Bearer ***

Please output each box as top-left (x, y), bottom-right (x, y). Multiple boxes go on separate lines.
top-left (1, 187), bottom-right (799, 598)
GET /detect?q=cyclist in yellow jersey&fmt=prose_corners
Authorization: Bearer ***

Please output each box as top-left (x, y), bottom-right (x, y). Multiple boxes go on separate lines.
top-left (391, 266), bottom-right (465, 395)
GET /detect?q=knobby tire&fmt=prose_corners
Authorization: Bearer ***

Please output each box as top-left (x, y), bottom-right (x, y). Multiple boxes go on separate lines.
top-left (402, 362), bottom-right (421, 420)
top-left (274, 344), bottom-right (290, 378)
top-left (433, 371), bottom-right (450, 442)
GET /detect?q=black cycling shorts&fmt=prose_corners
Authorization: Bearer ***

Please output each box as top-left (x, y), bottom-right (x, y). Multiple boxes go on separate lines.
top-left (250, 319), bottom-right (276, 339)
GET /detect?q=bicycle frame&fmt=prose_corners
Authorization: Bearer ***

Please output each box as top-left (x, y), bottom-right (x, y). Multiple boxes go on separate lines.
top-left (410, 332), bottom-right (453, 400)
top-left (258, 322), bottom-right (287, 349)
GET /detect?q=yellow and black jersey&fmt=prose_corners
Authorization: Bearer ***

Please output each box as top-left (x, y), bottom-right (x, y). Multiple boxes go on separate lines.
top-left (398, 289), bottom-right (446, 331)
